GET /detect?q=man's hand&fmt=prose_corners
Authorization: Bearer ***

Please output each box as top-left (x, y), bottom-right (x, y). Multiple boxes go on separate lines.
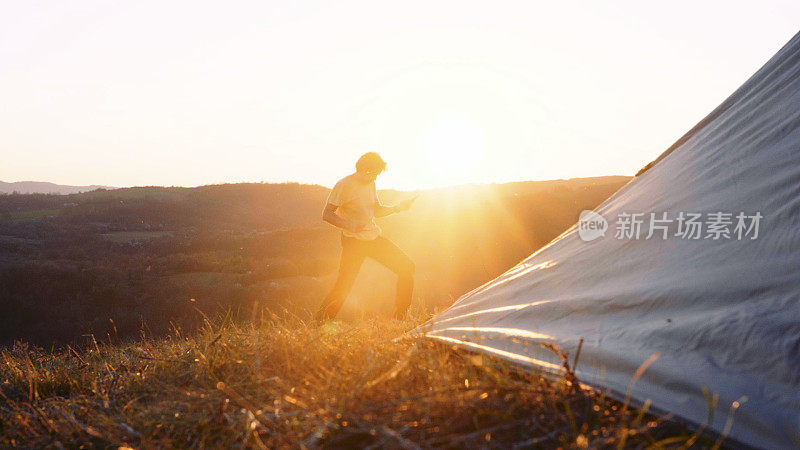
top-left (395, 196), bottom-right (418, 213)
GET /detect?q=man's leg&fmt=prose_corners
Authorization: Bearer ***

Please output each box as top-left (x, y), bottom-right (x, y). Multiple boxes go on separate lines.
top-left (367, 236), bottom-right (415, 319)
top-left (316, 238), bottom-right (365, 322)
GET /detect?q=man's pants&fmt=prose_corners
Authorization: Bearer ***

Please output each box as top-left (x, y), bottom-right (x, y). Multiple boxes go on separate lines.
top-left (316, 234), bottom-right (415, 321)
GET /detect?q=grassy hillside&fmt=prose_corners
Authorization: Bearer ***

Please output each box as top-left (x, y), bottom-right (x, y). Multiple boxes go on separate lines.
top-left (0, 177), bottom-right (631, 347)
top-left (0, 313), bottom-right (715, 448)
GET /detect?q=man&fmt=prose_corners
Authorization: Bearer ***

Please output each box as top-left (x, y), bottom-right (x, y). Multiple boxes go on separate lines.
top-left (315, 152), bottom-right (417, 322)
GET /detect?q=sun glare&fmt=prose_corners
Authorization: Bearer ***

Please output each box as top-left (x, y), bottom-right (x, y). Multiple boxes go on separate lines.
top-left (417, 113), bottom-right (487, 185)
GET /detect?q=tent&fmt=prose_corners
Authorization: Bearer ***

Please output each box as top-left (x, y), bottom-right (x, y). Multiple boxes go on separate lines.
top-left (422, 31), bottom-right (800, 448)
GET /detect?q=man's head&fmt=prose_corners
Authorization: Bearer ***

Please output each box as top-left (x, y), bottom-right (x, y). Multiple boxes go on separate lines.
top-left (355, 152), bottom-right (386, 183)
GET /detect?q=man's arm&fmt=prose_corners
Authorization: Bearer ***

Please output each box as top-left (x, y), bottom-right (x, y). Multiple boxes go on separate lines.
top-left (374, 201), bottom-right (398, 218)
top-left (373, 185), bottom-right (395, 218)
top-left (374, 196), bottom-right (417, 217)
top-left (322, 203), bottom-right (364, 233)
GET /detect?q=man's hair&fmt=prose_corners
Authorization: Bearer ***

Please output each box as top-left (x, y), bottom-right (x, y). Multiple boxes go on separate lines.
top-left (355, 152), bottom-right (387, 173)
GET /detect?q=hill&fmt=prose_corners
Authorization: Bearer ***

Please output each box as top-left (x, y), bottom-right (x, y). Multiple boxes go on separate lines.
top-left (0, 176), bottom-right (630, 347)
top-left (0, 176), bottom-right (724, 448)
top-left (0, 180), bottom-right (115, 195)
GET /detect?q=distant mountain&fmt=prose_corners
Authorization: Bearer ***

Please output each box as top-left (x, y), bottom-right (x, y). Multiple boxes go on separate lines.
top-left (0, 180), bottom-right (115, 195)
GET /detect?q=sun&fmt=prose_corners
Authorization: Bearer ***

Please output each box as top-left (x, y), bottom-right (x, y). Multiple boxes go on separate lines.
top-left (417, 113), bottom-right (488, 185)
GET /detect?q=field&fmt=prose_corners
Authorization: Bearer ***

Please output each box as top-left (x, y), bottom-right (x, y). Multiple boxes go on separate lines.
top-left (0, 313), bottom-right (714, 449)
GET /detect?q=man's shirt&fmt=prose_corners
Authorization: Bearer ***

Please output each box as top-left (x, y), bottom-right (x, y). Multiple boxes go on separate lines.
top-left (326, 173), bottom-right (381, 240)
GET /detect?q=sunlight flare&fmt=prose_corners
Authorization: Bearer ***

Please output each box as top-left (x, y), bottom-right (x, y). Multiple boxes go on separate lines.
top-left (417, 113), bottom-right (487, 185)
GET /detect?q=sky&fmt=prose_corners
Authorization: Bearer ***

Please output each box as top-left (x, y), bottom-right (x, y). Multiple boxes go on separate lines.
top-left (1, 1), bottom-right (799, 190)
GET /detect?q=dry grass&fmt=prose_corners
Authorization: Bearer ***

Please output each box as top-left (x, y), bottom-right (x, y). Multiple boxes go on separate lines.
top-left (0, 313), bottom-right (709, 449)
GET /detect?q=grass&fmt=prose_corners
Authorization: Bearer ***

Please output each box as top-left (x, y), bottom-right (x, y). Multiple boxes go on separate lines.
top-left (0, 312), bottom-right (710, 448)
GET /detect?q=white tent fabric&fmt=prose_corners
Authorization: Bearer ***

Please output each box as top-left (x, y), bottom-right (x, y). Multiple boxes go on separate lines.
top-left (422, 31), bottom-right (800, 449)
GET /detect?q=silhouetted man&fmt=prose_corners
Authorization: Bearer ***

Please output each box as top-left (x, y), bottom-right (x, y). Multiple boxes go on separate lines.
top-left (315, 152), bottom-right (416, 322)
